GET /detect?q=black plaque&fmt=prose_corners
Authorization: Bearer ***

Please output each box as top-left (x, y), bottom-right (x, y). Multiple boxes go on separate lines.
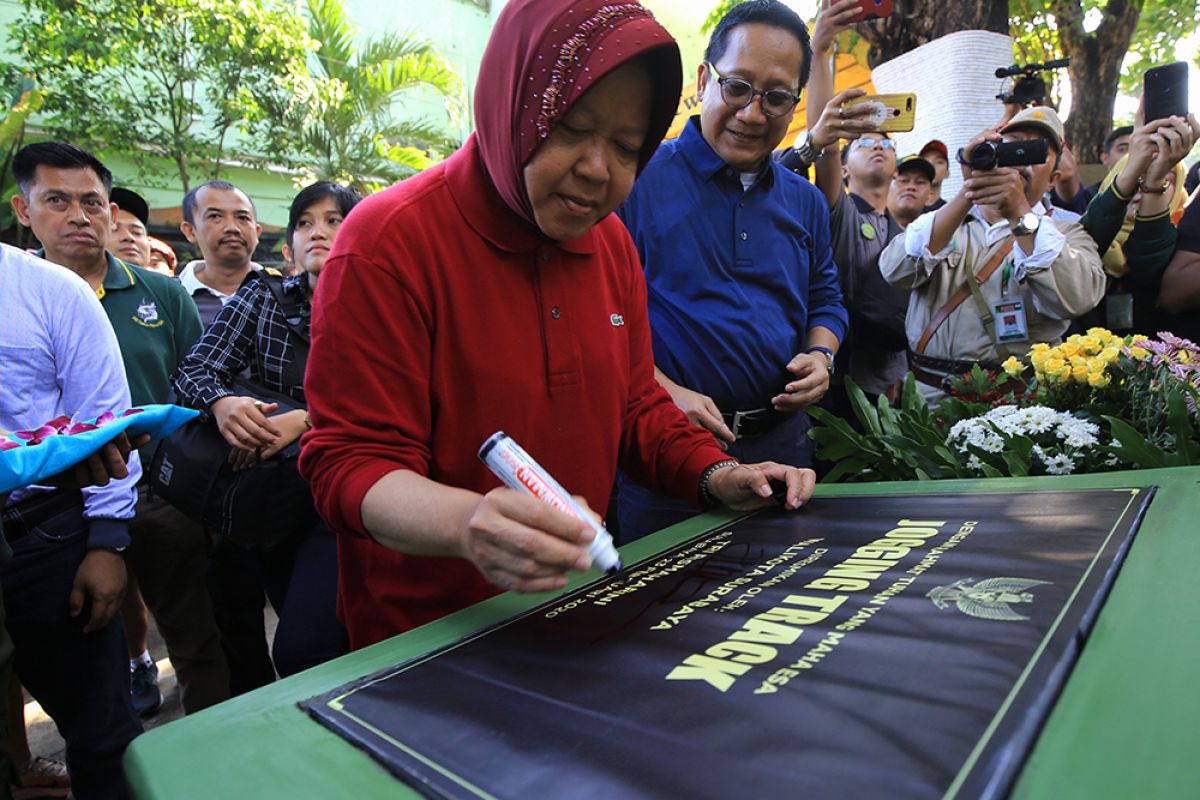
top-left (304, 489), bottom-right (1153, 800)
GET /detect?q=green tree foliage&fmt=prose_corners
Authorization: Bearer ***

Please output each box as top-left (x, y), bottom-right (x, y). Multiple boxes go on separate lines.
top-left (284, 0), bottom-right (465, 194)
top-left (0, 68), bottom-right (44, 236)
top-left (12, 0), bottom-right (311, 191)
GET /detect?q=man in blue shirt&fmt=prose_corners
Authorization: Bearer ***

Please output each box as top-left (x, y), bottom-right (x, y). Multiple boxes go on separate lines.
top-left (617, 0), bottom-right (847, 541)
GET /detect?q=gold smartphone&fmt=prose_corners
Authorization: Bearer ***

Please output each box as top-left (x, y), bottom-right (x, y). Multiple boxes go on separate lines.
top-left (843, 93), bottom-right (917, 133)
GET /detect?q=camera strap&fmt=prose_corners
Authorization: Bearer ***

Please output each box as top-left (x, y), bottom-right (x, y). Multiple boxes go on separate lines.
top-left (915, 238), bottom-right (1016, 355)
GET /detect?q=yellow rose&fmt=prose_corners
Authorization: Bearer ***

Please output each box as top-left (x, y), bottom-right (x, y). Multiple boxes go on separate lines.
top-left (1099, 347), bottom-right (1120, 363)
top-left (1086, 357), bottom-right (1107, 374)
top-left (1044, 357), bottom-right (1066, 374)
top-left (1072, 364), bottom-right (1090, 383)
top-left (1002, 356), bottom-right (1023, 377)
top-left (1086, 327), bottom-right (1110, 338)
top-left (1030, 342), bottom-right (1051, 354)
top-left (1060, 342), bottom-right (1081, 359)
top-left (1088, 371), bottom-right (1111, 388)
top-left (1077, 335), bottom-right (1101, 355)
top-left (1128, 346), bottom-right (1150, 360)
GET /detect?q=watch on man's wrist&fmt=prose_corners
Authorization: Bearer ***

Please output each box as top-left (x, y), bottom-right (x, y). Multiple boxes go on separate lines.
top-left (794, 131), bottom-right (824, 167)
top-left (98, 546), bottom-right (128, 555)
top-left (806, 345), bottom-right (835, 375)
top-left (1011, 211), bottom-right (1040, 237)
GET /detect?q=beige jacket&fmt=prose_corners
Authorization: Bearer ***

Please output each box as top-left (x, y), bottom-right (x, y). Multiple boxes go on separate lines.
top-left (879, 208), bottom-right (1104, 366)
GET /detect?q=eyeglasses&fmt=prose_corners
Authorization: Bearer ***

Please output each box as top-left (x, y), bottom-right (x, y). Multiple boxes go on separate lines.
top-left (848, 138), bottom-right (897, 152)
top-left (705, 62), bottom-right (801, 119)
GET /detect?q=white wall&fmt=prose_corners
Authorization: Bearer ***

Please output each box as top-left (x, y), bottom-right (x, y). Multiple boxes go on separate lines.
top-left (871, 30), bottom-right (1015, 200)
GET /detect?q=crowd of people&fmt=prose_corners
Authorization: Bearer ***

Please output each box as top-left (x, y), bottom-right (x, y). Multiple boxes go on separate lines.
top-left (1, 0), bottom-right (1199, 796)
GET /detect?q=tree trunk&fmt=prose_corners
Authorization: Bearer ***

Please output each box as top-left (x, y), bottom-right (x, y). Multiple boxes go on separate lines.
top-left (857, 0), bottom-right (1010, 68)
top-left (1052, 0), bottom-right (1142, 163)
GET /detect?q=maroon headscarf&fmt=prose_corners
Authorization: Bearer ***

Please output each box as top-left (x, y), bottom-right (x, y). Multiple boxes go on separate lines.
top-left (474, 0), bottom-right (683, 226)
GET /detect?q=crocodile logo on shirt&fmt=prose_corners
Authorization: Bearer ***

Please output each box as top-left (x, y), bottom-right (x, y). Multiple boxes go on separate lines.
top-left (610, 313), bottom-right (625, 327)
top-left (133, 299), bottom-right (164, 328)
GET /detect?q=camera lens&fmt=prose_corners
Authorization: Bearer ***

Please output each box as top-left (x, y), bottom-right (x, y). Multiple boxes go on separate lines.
top-left (959, 141), bottom-right (999, 171)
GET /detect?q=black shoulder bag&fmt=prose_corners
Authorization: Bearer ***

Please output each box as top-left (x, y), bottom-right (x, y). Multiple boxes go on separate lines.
top-left (151, 272), bottom-right (315, 550)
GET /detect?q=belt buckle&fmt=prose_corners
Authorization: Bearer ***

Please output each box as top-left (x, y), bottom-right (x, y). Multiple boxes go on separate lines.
top-left (729, 409), bottom-right (765, 439)
top-left (729, 411), bottom-right (746, 439)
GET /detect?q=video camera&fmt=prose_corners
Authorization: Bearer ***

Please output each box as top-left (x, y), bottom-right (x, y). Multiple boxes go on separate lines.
top-left (957, 139), bottom-right (1048, 172)
top-left (995, 59), bottom-right (1070, 107)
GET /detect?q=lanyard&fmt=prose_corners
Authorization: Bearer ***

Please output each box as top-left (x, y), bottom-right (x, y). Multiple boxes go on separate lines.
top-left (1001, 260), bottom-right (1014, 297)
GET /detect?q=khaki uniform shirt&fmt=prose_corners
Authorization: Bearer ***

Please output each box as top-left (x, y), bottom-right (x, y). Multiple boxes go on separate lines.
top-left (880, 206), bottom-right (1104, 368)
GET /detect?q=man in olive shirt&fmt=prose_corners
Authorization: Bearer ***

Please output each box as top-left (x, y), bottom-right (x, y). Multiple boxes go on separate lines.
top-left (12, 142), bottom-right (230, 714)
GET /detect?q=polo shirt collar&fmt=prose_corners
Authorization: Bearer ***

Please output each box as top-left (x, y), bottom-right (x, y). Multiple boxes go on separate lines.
top-left (850, 192), bottom-right (878, 215)
top-left (678, 116), bottom-right (777, 190)
top-left (34, 248), bottom-right (132, 298)
top-left (446, 135), bottom-right (596, 256)
top-left (102, 251), bottom-right (137, 291)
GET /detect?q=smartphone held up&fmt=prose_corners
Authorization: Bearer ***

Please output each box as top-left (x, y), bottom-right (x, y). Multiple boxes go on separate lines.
top-left (842, 93), bottom-right (917, 133)
top-left (1144, 62), bottom-right (1189, 123)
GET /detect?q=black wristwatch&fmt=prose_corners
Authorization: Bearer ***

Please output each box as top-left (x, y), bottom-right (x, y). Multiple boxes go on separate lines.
top-left (806, 346), bottom-right (835, 375)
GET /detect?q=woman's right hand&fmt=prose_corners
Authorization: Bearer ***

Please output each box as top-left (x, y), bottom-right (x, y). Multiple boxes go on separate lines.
top-left (461, 488), bottom-right (596, 593)
top-left (211, 395), bottom-right (283, 451)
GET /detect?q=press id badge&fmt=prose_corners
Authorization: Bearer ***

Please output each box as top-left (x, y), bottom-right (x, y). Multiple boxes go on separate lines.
top-left (993, 299), bottom-right (1029, 343)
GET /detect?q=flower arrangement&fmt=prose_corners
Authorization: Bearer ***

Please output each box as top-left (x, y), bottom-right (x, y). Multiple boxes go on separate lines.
top-left (809, 329), bottom-right (1200, 482)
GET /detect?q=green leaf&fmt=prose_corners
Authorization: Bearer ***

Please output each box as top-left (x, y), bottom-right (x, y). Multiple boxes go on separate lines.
top-left (1103, 415), bottom-right (1167, 469)
top-left (845, 376), bottom-right (883, 439)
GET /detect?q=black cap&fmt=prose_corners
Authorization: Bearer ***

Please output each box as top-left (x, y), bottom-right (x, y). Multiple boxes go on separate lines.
top-left (110, 187), bottom-right (149, 225)
top-left (896, 155), bottom-right (935, 182)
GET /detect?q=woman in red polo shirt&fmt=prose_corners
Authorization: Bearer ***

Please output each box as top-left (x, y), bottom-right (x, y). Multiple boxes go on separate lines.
top-left (298, 0), bottom-right (816, 649)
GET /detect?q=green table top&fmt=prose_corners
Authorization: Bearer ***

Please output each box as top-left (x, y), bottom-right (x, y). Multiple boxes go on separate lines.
top-left (125, 468), bottom-right (1200, 799)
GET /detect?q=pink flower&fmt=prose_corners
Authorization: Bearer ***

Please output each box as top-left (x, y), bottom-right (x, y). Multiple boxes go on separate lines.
top-left (1158, 332), bottom-right (1199, 353)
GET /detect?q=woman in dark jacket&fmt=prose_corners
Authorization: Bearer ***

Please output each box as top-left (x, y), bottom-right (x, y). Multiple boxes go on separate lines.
top-left (173, 181), bottom-right (360, 691)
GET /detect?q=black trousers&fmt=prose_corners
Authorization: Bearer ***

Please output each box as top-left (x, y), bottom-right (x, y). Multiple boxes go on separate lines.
top-left (207, 519), bottom-right (348, 696)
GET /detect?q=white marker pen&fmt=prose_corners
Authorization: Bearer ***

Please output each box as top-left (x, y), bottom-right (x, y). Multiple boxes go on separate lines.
top-left (478, 431), bottom-right (623, 576)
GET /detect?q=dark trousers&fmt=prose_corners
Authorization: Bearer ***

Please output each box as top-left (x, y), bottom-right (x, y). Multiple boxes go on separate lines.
top-left (616, 411), bottom-right (814, 544)
top-left (208, 520), bottom-right (347, 696)
top-left (128, 486), bottom-right (230, 712)
top-left (0, 497), bottom-right (141, 800)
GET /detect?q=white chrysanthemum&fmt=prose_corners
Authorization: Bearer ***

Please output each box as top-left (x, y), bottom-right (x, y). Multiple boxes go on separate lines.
top-left (965, 455), bottom-right (984, 471)
top-left (1044, 453), bottom-right (1076, 475)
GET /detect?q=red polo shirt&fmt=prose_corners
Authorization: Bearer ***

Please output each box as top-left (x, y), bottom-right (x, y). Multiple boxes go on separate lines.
top-left (301, 137), bottom-right (726, 648)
